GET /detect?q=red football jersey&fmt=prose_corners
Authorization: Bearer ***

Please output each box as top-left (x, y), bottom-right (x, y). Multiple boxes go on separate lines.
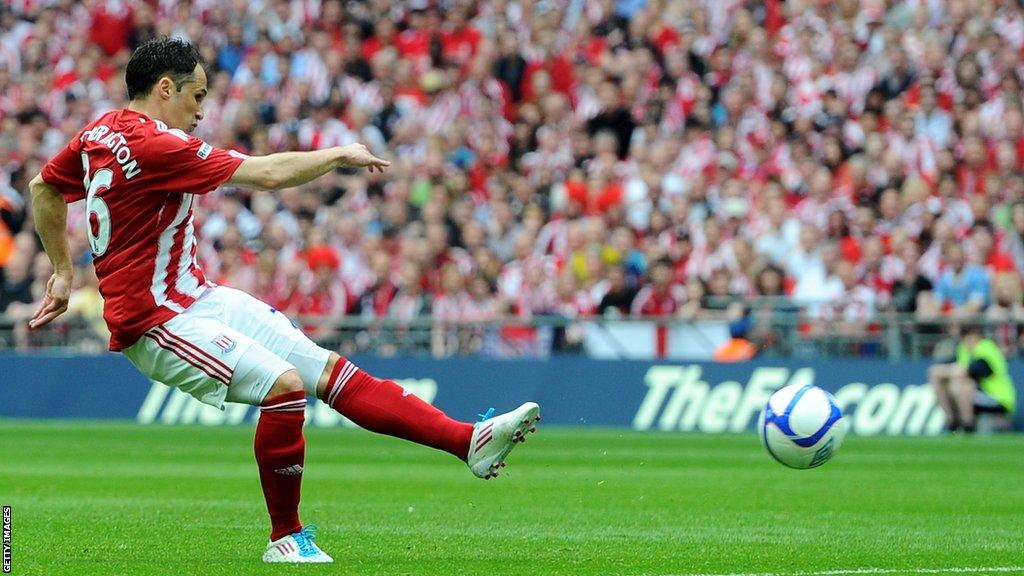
top-left (41, 109), bottom-right (246, 350)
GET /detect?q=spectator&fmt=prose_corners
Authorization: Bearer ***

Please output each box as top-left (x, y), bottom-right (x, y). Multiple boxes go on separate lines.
top-left (999, 203), bottom-right (1024, 276)
top-left (676, 277), bottom-right (708, 321)
top-left (986, 272), bottom-right (1024, 356)
top-left (928, 324), bottom-right (1017, 433)
top-left (969, 221), bottom-right (1015, 276)
top-left (793, 241), bottom-right (841, 320)
top-left (713, 312), bottom-right (757, 363)
top-left (63, 262), bottom-right (109, 348)
top-left (390, 262), bottom-right (430, 323)
top-left (631, 259), bottom-right (683, 317)
top-left (464, 274), bottom-right (500, 323)
top-left (890, 241), bottom-right (936, 316)
top-left (0, 248), bottom-right (33, 314)
top-left (750, 264), bottom-right (795, 352)
top-left (432, 263), bottom-right (471, 356)
top-left (585, 79), bottom-right (636, 160)
top-left (299, 245), bottom-right (347, 340)
top-left (358, 251), bottom-right (398, 320)
top-left (935, 244), bottom-right (990, 316)
top-left (831, 259), bottom-right (877, 331)
top-left (0, 193), bottom-right (21, 269)
top-left (703, 268), bottom-right (738, 312)
top-left (596, 265), bottom-right (637, 317)
top-left (915, 86), bottom-right (952, 149)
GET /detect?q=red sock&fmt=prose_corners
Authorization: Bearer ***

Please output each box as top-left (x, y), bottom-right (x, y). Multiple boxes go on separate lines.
top-left (255, 390), bottom-right (306, 541)
top-left (321, 358), bottom-right (474, 460)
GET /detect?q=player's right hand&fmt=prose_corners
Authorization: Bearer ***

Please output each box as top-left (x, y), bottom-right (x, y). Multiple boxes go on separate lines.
top-left (28, 272), bottom-right (72, 329)
top-left (341, 143), bottom-right (391, 173)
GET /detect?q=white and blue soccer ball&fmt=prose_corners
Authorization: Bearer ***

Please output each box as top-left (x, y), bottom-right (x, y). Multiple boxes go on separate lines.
top-left (758, 384), bottom-right (848, 469)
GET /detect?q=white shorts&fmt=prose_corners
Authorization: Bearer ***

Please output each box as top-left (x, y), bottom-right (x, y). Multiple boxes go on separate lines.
top-left (123, 286), bottom-right (331, 409)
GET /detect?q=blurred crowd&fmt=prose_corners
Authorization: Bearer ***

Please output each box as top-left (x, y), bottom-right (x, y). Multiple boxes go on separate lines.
top-left (3, 0), bottom-right (1024, 356)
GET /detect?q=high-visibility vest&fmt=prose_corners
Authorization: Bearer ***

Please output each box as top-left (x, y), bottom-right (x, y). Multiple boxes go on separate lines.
top-left (0, 220), bottom-right (11, 267)
top-left (713, 338), bottom-right (757, 362)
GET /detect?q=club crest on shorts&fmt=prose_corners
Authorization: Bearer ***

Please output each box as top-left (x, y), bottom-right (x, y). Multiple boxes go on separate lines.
top-left (212, 334), bottom-right (237, 354)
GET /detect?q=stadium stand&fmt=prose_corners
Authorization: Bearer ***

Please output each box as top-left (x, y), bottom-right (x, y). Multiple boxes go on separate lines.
top-left (3, 0), bottom-right (1024, 358)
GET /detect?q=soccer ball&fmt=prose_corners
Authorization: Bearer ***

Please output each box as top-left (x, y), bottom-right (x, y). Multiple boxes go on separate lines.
top-left (758, 384), bottom-right (848, 469)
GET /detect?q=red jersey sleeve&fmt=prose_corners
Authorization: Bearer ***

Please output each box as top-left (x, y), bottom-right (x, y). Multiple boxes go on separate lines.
top-left (143, 126), bottom-right (246, 195)
top-left (41, 139), bottom-right (87, 203)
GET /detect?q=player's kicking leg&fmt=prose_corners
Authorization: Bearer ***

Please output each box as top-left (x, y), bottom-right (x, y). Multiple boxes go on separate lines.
top-left (315, 354), bottom-right (541, 479)
top-left (211, 286), bottom-right (542, 478)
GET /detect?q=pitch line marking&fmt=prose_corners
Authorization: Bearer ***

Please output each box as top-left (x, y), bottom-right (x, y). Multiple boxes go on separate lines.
top-left (675, 566), bottom-right (1024, 576)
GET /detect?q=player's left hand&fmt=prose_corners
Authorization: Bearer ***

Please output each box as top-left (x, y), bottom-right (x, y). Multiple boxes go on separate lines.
top-left (28, 272), bottom-right (72, 329)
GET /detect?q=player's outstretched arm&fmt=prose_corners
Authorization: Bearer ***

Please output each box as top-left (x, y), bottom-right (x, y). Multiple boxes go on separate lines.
top-left (28, 175), bottom-right (73, 329)
top-left (228, 143), bottom-right (390, 190)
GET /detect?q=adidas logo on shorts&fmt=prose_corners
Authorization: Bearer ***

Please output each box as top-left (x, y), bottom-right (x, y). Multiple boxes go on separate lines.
top-left (273, 465), bottom-right (304, 476)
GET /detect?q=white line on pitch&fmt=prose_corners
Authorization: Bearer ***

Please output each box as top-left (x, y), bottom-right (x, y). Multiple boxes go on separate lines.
top-left (674, 566), bottom-right (1024, 576)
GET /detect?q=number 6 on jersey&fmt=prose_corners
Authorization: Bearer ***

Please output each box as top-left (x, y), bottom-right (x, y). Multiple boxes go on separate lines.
top-left (82, 152), bottom-right (114, 257)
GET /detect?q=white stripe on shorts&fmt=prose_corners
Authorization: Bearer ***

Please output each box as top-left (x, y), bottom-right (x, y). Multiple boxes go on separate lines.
top-left (145, 331), bottom-right (231, 385)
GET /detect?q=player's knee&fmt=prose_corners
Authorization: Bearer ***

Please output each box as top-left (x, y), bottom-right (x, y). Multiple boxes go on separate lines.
top-left (265, 369), bottom-right (305, 400)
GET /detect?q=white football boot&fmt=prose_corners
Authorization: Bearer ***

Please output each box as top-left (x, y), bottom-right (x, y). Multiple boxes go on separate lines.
top-left (262, 525), bottom-right (334, 563)
top-left (467, 402), bottom-right (541, 479)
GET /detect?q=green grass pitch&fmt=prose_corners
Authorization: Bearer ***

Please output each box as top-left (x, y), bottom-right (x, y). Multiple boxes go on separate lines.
top-left (1, 421), bottom-right (1022, 576)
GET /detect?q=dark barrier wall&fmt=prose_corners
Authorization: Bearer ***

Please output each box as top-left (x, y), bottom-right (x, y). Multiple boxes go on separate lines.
top-left (2, 354), bottom-right (1022, 434)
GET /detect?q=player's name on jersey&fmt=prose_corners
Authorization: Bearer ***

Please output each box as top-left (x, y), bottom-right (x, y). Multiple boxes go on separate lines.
top-left (80, 124), bottom-right (142, 180)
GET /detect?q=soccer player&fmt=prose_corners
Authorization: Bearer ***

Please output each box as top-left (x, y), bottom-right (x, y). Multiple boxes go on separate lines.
top-left (28, 37), bottom-right (540, 563)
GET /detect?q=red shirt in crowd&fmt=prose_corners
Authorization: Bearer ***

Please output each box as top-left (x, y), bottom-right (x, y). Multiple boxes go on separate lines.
top-left (89, 1), bottom-right (133, 56)
top-left (440, 26), bottom-right (481, 66)
top-left (630, 285), bottom-right (685, 316)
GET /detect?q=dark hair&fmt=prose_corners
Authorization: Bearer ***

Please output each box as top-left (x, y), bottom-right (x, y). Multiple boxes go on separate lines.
top-left (971, 220), bottom-right (994, 235)
top-left (756, 264), bottom-right (785, 295)
top-left (125, 37), bottom-right (204, 101)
